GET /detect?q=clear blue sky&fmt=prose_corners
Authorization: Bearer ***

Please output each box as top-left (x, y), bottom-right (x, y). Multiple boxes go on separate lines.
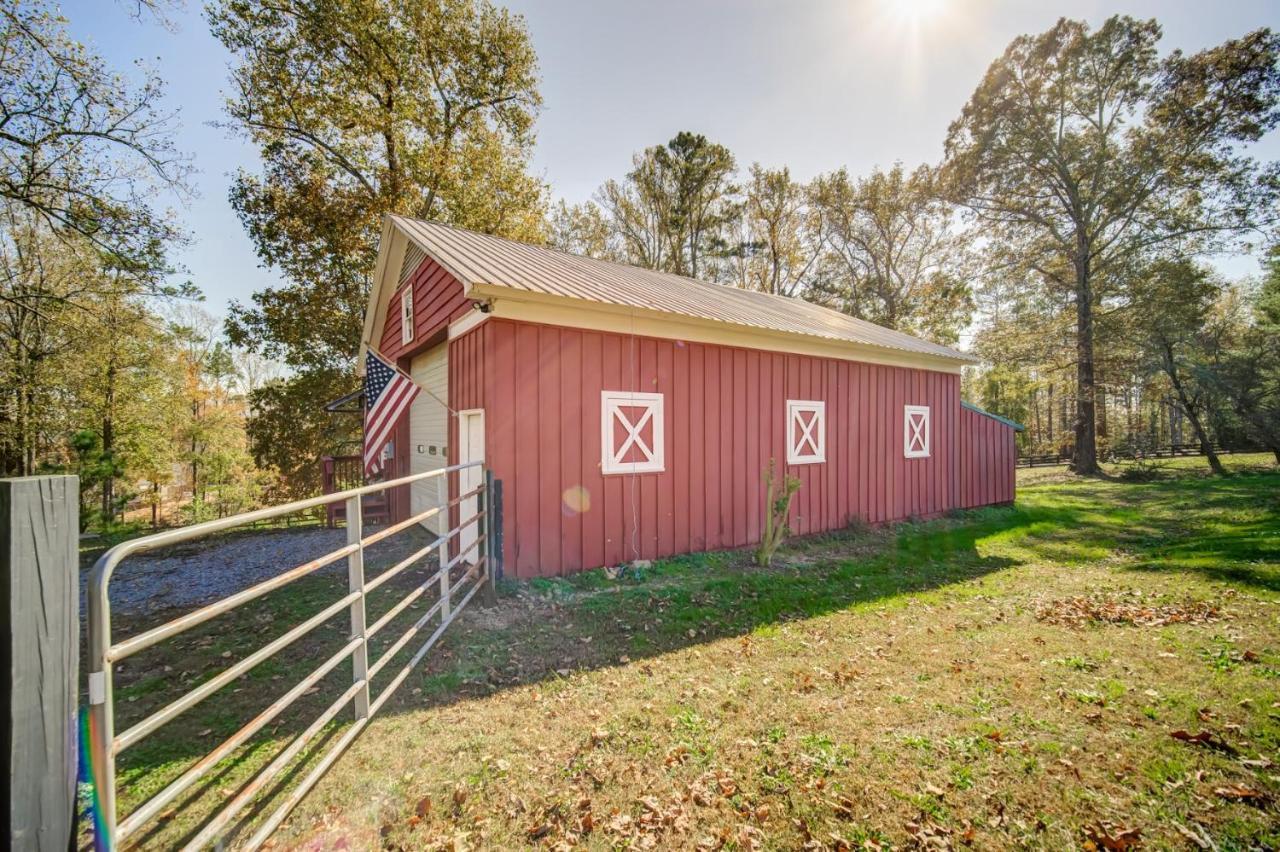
top-left (62, 0), bottom-right (1280, 318)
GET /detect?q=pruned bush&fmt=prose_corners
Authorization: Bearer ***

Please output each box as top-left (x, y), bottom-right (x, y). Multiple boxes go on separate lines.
top-left (755, 459), bottom-right (801, 567)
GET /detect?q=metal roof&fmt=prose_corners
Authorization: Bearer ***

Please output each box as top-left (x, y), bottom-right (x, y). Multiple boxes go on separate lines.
top-left (390, 215), bottom-right (977, 365)
top-left (962, 401), bottom-right (1026, 431)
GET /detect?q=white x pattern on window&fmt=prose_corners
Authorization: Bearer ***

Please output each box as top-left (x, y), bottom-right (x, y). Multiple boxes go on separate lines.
top-left (787, 400), bottom-right (825, 465)
top-left (904, 405), bottom-right (930, 458)
top-left (601, 391), bottom-right (664, 474)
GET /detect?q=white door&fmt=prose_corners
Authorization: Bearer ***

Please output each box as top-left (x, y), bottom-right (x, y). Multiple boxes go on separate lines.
top-left (457, 409), bottom-right (485, 565)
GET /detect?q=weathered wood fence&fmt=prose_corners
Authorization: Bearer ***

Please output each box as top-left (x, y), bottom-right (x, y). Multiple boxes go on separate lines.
top-left (3, 476), bottom-right (80, 851)
top-left (1017, 443), bottom-right (1263, 468)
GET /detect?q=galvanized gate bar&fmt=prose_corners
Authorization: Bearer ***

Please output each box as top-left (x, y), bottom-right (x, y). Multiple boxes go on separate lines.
top-left (86, 461), bottom-right (496, 849)
top-left (179, 679), bottom-right (367, 851)
top-left (114, 589), bottom-right (363, 753)
top-left (110, 542), bottom-right (360, 662)
top-left (116, 636), bottom-right (363, 838)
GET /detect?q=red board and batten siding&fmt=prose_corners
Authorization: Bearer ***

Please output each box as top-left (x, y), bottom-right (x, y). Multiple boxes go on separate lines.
top-left (958, 405), bottom-right (1017, 508)
top-left (378, 256), bottom-right (472, 362)
top-left (448, 317), bottom-right (964, 579)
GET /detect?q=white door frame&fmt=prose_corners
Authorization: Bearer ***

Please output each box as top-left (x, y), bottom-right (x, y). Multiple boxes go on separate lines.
top-left (457, 408), bottom-right (485, 565)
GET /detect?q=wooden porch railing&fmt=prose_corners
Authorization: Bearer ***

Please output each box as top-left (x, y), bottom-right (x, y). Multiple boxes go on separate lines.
top-left (321, 456), bottom-right (390, 528)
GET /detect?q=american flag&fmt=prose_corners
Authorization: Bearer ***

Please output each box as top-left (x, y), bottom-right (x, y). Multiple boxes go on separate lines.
top-left (363, 349), bottom-right (421, 475)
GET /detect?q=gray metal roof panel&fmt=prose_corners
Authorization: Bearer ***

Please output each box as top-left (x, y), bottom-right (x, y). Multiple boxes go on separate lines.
top-left (390, 215), bottom-right (977, 364)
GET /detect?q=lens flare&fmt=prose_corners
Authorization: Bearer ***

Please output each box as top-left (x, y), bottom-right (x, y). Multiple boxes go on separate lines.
top-left (562, 485), bottom-right (591, 515)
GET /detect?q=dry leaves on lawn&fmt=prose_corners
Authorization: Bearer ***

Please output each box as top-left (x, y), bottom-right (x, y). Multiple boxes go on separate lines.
top-left (1214, 784), bottom-right (1274, 806)
top-left (1170, 729), bottom-right (1239, 755)
top-left (1082, 821), bottom-right (1142, 850)
top-left (1035, 594), bottom-right (1219, 628)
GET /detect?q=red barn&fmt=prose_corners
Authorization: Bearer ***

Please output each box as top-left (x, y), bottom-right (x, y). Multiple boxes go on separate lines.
top-left (359, 215), bottom-right (1020, 579)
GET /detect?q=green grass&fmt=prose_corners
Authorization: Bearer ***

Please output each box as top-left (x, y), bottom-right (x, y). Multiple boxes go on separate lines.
top-left (96, 454), bottom-right (1280, 850)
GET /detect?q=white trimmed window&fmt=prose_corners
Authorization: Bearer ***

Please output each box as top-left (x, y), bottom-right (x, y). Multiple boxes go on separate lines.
top-left (904, 405), bottom-right (931, 458)
top-left (400, 287), bottom-right (414, 345)
top-left (602, 391), bottom-right (664, 474)
top-left (786, 400), bottom-right (826, 465)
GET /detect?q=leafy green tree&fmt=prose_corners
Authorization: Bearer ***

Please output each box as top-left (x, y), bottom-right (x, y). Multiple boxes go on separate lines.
top-left (943, 16), bottom-right (1280, 474)
top-left (1209, 251), bottom-right (1280, 462)
top-left (971, 364), bottom-right (1035, 447)
top-left (212, 0), bottom-right (547, 493)
top-left (595, 132), bottom-right (739, 279)
top-left (1129, 259), bottom-right (1229, 473)
top-left (547, 200), bottom-right (615, 259)
top-left (735, 165), bottom-right (823, 297)
top-left (809, 163), bottom-right (973, 345)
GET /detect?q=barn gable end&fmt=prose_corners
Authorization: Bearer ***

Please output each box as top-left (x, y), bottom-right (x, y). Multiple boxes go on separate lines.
top-left (377, 254), bottom-right (471, 364)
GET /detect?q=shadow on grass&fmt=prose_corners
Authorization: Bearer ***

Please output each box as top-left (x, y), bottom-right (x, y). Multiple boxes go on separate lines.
top-left (94, 464), bottom-right (1280, 848)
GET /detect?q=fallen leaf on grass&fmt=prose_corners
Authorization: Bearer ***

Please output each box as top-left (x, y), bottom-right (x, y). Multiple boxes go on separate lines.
top-left (905, 819), bottom-right (952, 848)
top-left (1214, 784), bottom-right (1274, 806)
top-left (1174, 823), bottom-right (1215, 850)
top-left (1036, 595), bottom-right (1219, 628)
top-left (1082, 821), bottom-right (1141, 850)
top-left (1170, 729), bottom-right (1238, 755)
top-left (829, 795), bottom-right (856, 820)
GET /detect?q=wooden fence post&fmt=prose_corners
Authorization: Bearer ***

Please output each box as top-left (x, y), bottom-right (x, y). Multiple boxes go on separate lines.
top-left (2, 476), bottom-right (79, 851)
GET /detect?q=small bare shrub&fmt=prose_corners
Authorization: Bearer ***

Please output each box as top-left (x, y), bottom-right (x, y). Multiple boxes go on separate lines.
top-left (755, 459), bottom-right (801, 567)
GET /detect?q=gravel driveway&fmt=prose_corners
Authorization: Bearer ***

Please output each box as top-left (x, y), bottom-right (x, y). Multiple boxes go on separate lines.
top-left (82, 526), bottom-right (434, 618)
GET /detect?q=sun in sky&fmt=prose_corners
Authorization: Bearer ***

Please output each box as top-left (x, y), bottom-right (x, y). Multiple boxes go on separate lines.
top-left (868, 0), bottom-right (964, 93)
top-left (884, 0), bottom-right (950, 27)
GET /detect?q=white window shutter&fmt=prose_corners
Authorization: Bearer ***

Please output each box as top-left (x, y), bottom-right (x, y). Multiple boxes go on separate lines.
top-left (601, 391), bottom-right (664, 474)
top-left (786, 400), bottom-right (825, 465)
top-left (904, 405), bottom-right (931, 458)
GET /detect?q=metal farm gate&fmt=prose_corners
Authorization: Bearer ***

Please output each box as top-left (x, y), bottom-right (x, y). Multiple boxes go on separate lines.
top-left (85, 463), bottom-right (503, 850)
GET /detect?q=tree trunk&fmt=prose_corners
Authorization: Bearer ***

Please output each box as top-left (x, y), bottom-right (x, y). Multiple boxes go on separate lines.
top-left (1046, 383), bottom-right (1054, 445)
top-left (1071, 236), bottom-right (1100, 475)
top-left (101, 357), bottom-right (116, 522)
top-left (1184, 405), bottom-right (1223, 475)
top-left (1161, 343), bottom-right (1225, 476)
top-left (1096, 384), bottom-right (1108, 442)
top-left (1033, 386), bottom-right (1042, 449)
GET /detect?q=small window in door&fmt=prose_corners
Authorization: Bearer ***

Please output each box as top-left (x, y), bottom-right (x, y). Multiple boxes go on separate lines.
top-left (601, 391), bottom-right (664, 474)
top-left (400, 287), bottom-right (414, 345)
top-left (786, 400), bottom-right (825, 465)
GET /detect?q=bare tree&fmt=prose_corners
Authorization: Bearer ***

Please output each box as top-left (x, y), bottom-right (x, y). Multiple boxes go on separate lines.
top-left (0, 0), bottom-right (192, 270)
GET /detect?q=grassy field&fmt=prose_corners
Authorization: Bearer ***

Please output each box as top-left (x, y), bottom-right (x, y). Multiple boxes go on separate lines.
top-left (101, 454), bottom-right (1280, 850)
